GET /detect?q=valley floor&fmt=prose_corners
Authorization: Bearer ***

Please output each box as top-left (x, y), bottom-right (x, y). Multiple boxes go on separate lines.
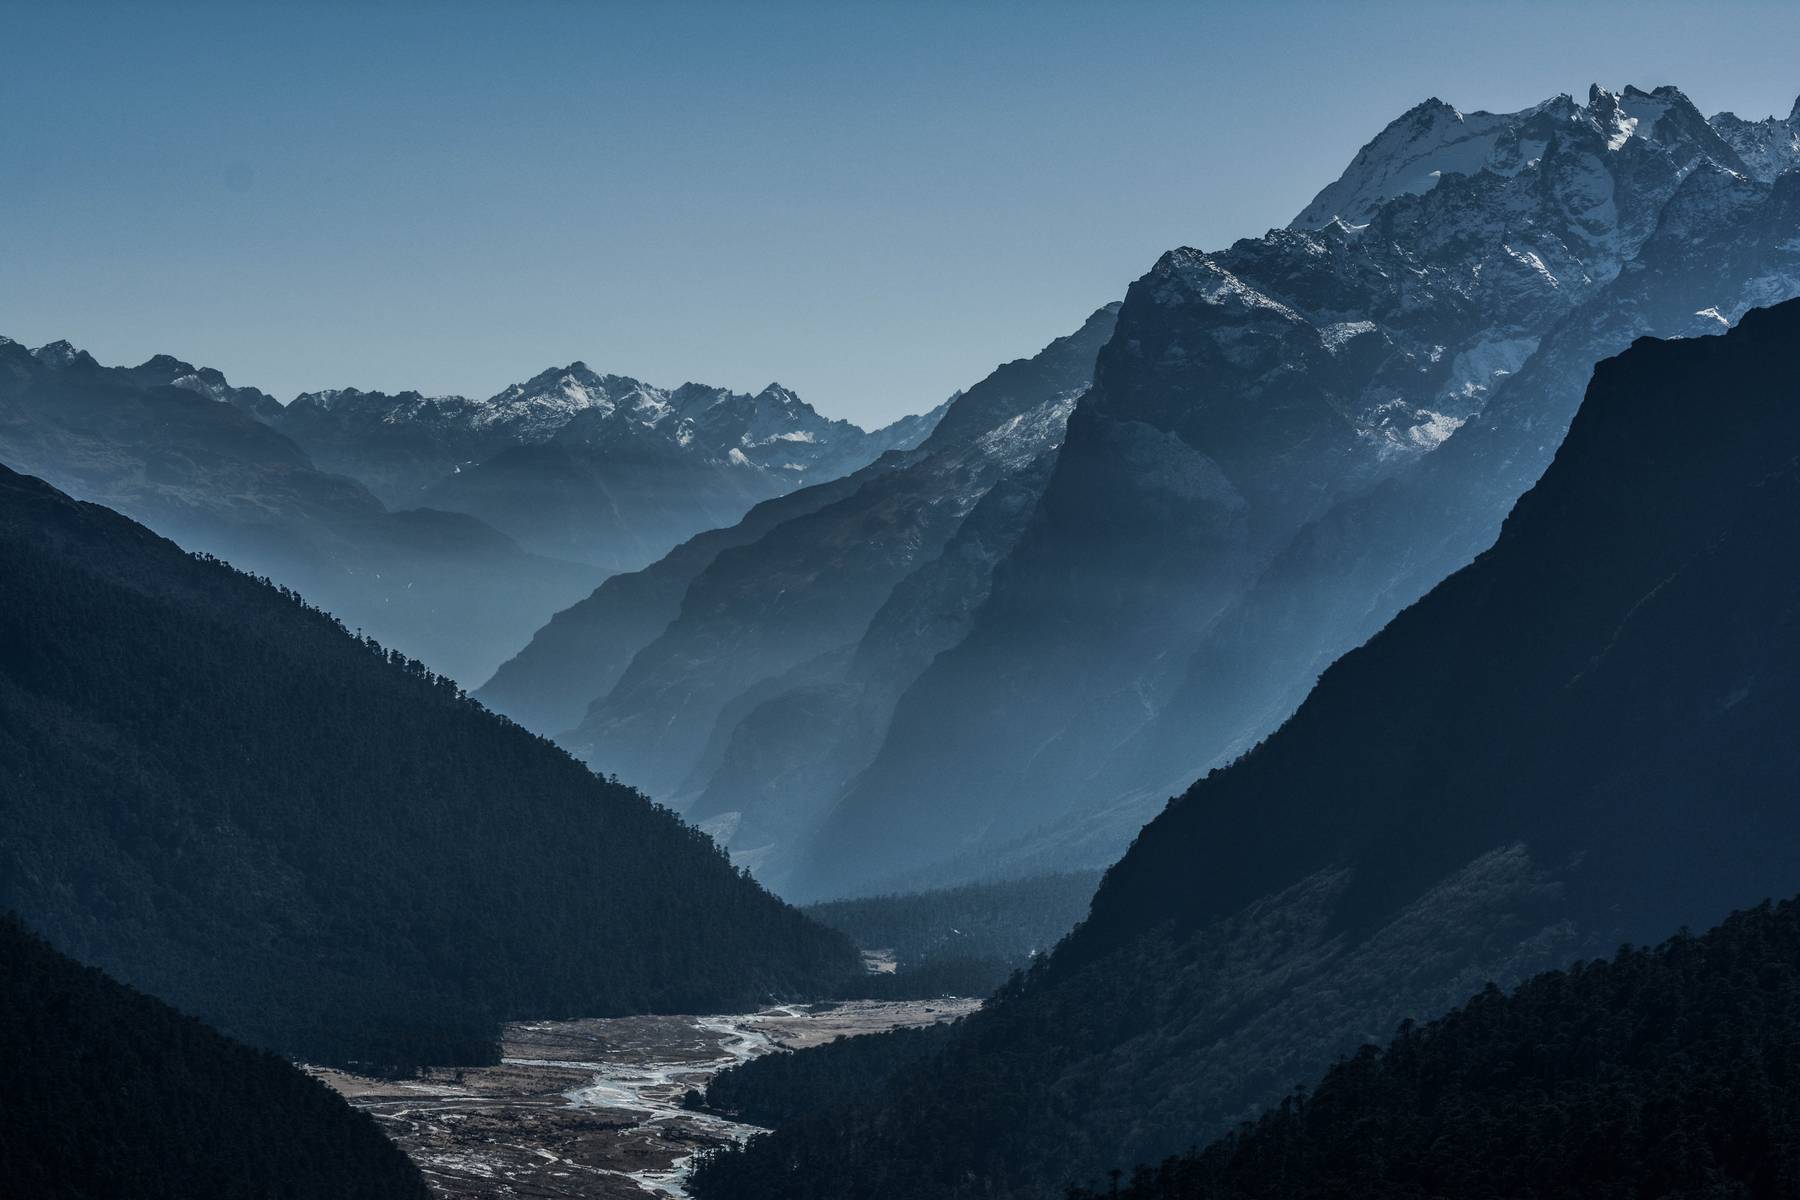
top-left (312, 999), bottom-right (978, 1199)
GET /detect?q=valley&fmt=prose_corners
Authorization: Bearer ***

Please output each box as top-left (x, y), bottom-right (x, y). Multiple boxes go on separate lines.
top-left (314, 999), bottom-right (979, 1199)
top-left (9, 13), bottom-right (1800, 1198)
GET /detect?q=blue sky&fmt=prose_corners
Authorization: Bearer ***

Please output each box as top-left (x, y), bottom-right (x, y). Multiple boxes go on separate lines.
top-left (3, 0), bottom-right (1797, 425)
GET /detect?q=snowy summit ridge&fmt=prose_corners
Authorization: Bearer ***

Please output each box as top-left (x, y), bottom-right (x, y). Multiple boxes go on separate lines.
top-left (1294, 83), bottom-right (1800, 231)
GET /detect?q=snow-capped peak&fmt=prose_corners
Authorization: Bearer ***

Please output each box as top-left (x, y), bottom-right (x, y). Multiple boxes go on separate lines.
top-left (270, 355), bottom-right (937, 490)
top-left (479, 364), bottom-right (675, 436)
top-left (32, 340), bottom-right (94, 369)
top-left (292, 387), bottom-right (369, 412)
top-left (1709, 93), bottom-right (1800, 183)
top-left (1293, 98), bottom-right (1516, 228)
top-left (756, 382), bottom-right (801, 408)
top-left (1294, 82), bottom-right (1737, 231)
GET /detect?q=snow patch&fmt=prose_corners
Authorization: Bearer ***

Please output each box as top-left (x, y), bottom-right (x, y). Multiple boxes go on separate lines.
top-left (1320, 320), bottom-right (1377, 351)
top-left (1503, 244), bottom-right (1560, 289)
top-left (1408, 410), bottom-right (1467, 449)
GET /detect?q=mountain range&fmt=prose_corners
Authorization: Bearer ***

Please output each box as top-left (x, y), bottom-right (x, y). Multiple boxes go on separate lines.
top-left (0, 337), bottom-right (931, 684)
top-left (477, 84), bottom-right (1800, 900)
top-left (794, 84), bottom-right (1800, 899)
top-left (271, 366), bottom-right (940, 571)
top-left (686, 286), bottom-right (1800, 1200)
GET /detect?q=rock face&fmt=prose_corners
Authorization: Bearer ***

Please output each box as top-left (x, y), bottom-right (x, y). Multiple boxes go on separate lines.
top-left (0, 340), bottom-right (597, 684)
top-left (1709, 93), bottom-right (1800, 181)
top-left (272, 367), bottom-right (939, 572)
top-left (688, 295), bottom-right (1800, 1200)
top-left (789, 83), bottom-right (1800, 898)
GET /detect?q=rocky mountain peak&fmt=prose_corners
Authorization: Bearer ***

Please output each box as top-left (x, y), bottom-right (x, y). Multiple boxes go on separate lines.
top-left (1709, 94), bottom-right (1800, 182)
top-left (137, 353), bottom-right (195, 374)
top-left (291, 386), bottom-right (366, 412)
top-left (1292, 97), bottom-right (1514, 228)
top-left (479, 364), bottom-right (668, 437)
top-left (31, 340), bottom-right (97, 369)
top-left (669, 382), bottom-right (731, 415)
top-left (1297, 82), bottom-right (1749, 232)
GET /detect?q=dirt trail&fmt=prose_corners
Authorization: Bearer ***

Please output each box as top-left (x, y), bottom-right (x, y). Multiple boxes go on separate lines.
top-left (315, 998), bottom-right (978, 1199)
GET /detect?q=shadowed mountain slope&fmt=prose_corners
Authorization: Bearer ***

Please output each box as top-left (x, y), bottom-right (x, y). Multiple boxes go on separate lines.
top-left (0, 464), bottom-right (858, 1070)
top-left (0, 915), bottom-right (431, 1200)
top-left (1073, 898), bottom-right (1800, 1200)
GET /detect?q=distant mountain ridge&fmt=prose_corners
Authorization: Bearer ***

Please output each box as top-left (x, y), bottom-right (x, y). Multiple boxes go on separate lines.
top-left (0, 332), bottom-right (937, 682)
top-left (275, 362), bottom-right (940, 570)
top-left (0, 336), bottom-right (597, 683)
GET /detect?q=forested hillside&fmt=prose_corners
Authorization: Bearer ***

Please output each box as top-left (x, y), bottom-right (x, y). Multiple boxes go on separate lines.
top-left (1074, 897), bottom-right (1800, 1200)
top-left (0, 464), bottom-right (859, 1070)
top-left (809, 872), bottom-right (1098, 963)
top-left (685, 298), bottom-right (1800, 1200)
top-left (699, 1022), bottom-right (961, 1130)
top-left (0, 915), bottom-right (430, 1200)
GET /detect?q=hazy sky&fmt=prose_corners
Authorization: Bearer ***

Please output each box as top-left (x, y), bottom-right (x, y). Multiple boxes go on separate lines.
top-left (3, 1), bottom-right (1797, 425)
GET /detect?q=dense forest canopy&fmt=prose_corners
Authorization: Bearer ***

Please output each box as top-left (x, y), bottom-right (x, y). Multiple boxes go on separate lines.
top-left (0, 463), bottom-right (859, 1071)
top-left (806, 872), bottom-right (1100, 967)
top-left (0, 914), bottom-right (431, 1200)
top-left (698, 1022), bottom-right (962, 1130)
top-left (1072, 897), bottom-right (1800, 1200)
